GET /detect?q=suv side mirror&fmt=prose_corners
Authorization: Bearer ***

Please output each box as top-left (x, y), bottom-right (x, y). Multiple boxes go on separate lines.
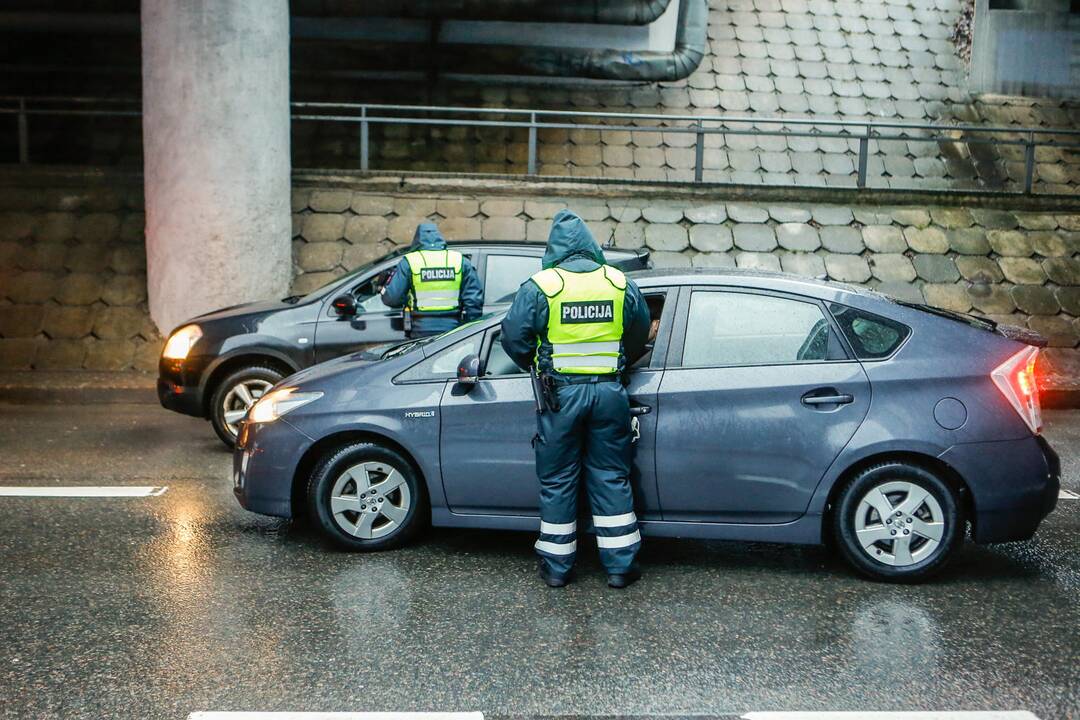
top-left (456, 354), bottom-right (481, 388)
top-left (331, 294), bottom-right (357, 317)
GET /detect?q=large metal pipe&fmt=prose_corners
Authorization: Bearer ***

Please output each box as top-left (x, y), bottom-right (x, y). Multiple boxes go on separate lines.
top-left (508, 0), bottom-right (706, 80)
top-left (2, 0), bottom-right (705, 83)
top-left (290, 0), bottom-right (674, 25)
top-left (291, 0), bottom-right (706, 81)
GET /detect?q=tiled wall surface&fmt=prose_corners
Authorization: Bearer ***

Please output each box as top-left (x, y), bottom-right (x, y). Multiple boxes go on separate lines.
top-left (290, 187), bottom-right (1080, 348)
top-left (1, 178), bottom-right (1077, 372)
top-left (0, 183), bottom-right (159, 371)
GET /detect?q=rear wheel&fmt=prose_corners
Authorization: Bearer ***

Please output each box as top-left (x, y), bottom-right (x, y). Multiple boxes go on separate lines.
top-left (209, 365), bottom-right (284, 448)
top-left (833, 462), bottom-right (962, 583)
top-left (307, 442), bottom-right (427, 551)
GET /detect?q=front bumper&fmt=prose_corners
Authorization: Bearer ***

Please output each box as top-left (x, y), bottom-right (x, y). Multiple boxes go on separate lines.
top-left (157, 378), bottom-right (203, 417)
top-left (940, 434), bottom-right (1061, 543)
top-left (157, 355), bottom-right (213, 418)
top-left (232, 417), bottom-right (313, 519)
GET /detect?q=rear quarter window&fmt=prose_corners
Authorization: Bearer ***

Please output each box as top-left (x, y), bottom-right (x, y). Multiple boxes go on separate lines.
top-left (829, 303), bottom-right (911, 359)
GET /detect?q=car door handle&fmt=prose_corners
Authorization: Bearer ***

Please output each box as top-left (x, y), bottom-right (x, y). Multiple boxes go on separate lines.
top-left (801, 393), bottom-right (854, 406)
top-left (630, 404), bottom-right (652, 417)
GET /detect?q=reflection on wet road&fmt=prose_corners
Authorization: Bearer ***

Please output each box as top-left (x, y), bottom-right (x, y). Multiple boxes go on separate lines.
top-left (0, 402), bottom-right (1076, 719)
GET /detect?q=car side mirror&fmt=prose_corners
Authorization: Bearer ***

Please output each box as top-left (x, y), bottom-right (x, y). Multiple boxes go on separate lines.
top-left (456, 353), bottom-right (481, 388)
top-left (331, 294), bottom-right (357, 317)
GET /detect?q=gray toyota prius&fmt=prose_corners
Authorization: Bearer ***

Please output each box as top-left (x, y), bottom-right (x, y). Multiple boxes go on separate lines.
top-left (233, 269), bottom-right (1060, 582)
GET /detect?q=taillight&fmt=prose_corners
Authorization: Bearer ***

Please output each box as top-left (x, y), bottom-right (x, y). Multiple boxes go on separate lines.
top-left (991, 346), bottom-right (1042, 434)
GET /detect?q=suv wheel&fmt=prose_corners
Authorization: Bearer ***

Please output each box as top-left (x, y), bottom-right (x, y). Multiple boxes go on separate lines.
top-left (832, 462), bottom-right (962, 583)
top-left (209, 365), bottom-right (284, 448)
top-left (307, 442), bottom-right (427, 551)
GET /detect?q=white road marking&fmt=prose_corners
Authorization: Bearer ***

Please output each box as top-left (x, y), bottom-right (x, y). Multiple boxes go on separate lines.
top-left (743, 713), bottom-right (1041, 720)
top-left (189, 715), bottom-right (483, 720)
top-left (0, 486), bottom-right (168, 497)
top-left (1059, 489), bottom-right (1079, 499)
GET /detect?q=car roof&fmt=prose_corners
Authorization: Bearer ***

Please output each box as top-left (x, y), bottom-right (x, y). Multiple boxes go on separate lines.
top-left (445, 241), bottom-right (641, 258)
top-left (629, 267), bottom-right (887, 304)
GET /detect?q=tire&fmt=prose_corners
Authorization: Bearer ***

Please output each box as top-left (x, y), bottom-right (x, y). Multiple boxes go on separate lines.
top-left (832, 462), bottom-right (962, 583)
top-left (209, 365), bottom-right (285, 449)
top-left (307, 442), bottom-right (427, 551)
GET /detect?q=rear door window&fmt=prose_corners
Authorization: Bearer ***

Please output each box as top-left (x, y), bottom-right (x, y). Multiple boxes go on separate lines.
top-left (828, 304), bottom-right (911, 359)
top-left (681, 291), bottom-right (844, 367)
top-left (484, 254), bottom-right (542, 305)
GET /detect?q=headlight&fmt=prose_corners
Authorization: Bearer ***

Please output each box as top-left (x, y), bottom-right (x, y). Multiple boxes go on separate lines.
top-left (162, 324), bottom-right (202, 360)
top-left (248, 387), bottom-right (323, 424)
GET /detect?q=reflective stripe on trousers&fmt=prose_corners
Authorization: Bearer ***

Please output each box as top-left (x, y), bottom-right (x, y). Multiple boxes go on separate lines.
top-left (535, 519), bottom-right (577, 559)
top-left (596, 530), bottom-right (641, 549)
top-left (593, 511), bottom-right (636, 528)
top-left (593, 512), bottom-right (640, 550)
top-left (535, 539), bottom-right (577, 556)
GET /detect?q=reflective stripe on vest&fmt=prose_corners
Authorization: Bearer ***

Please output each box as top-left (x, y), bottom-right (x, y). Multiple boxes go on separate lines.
top-left (406, 249), bottom-right (463, 313)
top-left (531, 265), bottom-right (626, 375)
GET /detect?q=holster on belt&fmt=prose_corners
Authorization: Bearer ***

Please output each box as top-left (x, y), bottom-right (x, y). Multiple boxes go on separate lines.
top-left (530, 368), bottom-right (561, 413)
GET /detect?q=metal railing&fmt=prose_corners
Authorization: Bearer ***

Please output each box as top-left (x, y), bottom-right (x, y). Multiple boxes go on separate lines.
top-left (4, 96), bottom-right (1080, 195)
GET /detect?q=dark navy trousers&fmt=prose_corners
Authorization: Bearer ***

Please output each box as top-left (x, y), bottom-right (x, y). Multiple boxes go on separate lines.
top-left (533, 379), bottom-right (641, 577)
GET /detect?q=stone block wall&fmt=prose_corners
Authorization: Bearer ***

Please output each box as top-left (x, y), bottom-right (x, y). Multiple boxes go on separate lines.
top-left (2, 174), bottom-right (1078, 373)
top-left (0, 183), bottom-right (160, 371)
top-left (291, 185), bottom-right (1080, 348)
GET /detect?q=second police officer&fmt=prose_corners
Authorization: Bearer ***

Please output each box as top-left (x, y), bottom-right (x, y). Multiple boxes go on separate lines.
top-left (381, 222), bottom-right (483, 337)
top-left (500, 209), bottom-right (651, 589)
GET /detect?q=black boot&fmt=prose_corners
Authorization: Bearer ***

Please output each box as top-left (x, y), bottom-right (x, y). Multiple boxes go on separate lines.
top-left (539, 563), bottom-right (574, 588)
top-left (607, 566), bottom-right (641, 589)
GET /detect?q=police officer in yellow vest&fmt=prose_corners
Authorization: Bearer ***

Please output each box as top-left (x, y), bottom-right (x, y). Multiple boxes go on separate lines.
top-left (381, 223), bottom-right (483, 338)
top-left (500, 209), bottom-right (651, 589)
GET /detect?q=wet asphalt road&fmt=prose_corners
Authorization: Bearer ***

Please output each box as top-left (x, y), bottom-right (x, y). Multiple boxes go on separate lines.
top-left (0, 400), bottom-right (1077, 720)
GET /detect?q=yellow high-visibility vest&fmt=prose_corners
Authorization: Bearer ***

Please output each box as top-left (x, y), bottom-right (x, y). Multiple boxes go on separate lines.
top-left (406, 249), bottom-right (463, 312)
top-left (531, 265), bottom-right (625, 375)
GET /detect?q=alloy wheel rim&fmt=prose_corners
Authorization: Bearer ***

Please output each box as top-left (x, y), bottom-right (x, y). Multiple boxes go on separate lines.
top-left (222, 379), bottom-right (274, 437)
top-left (329, 461), bottom-right (411, 540)
top-left (854, 480), bottom-right (946, 567)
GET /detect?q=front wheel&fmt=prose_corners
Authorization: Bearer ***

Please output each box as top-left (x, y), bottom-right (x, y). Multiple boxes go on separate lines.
top-left (832, 462), bottom-right (962, 583)
top-left (209, 365), bottom-right (284, 448)
top-left (307, 442), bottom-right (427, 551)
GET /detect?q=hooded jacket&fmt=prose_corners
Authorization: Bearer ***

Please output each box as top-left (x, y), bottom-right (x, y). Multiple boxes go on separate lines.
top-left (381, 223), bottom-right (484, 336)
top-left (500, 209), bottom-right (650, 376)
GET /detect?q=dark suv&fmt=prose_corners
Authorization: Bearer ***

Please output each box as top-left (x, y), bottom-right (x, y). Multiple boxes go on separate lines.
top-left (158, 242), bottom-right (650, 447)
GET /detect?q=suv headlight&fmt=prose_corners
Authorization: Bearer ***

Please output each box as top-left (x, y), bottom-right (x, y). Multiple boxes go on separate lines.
top-left (248, 387), bottom-right (323, 424)
top-left (162, 324), bottom-right (203, 360)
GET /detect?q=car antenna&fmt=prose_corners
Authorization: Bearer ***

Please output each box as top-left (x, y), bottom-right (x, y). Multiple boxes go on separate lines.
top-left (605, 193), bottom-right (632, 249)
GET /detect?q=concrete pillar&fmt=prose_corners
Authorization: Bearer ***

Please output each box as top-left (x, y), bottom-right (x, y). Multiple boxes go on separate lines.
top-left (142, 0), bottom-right (292, 334)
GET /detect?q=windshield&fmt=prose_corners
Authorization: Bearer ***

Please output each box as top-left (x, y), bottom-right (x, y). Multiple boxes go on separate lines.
top-left (294, 247), bottom-right (408, 303)
top-left (381, 314), bottom-right (499, 359)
